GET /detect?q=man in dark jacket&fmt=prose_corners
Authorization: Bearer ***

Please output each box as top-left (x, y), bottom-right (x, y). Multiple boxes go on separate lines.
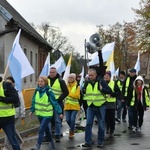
top-left (122, 68), bottom-right (137, 129)
top-left (44, 67), bottom-right (69, 142)
top-left (82, 68), bottom-right (112, 148)
top-left (104, 71), bottom-right (121, 137)
top-left (0, 81), bottom-right (21, 150)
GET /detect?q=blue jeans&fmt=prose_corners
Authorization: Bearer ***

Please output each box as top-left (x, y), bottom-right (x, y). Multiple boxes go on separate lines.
top-left (2, 123), bottom-right (20, 150)
top-left (54, 110), bottom-right (62, 136)
top-left (85, 104), bottom-right (106, 145)
top-left (116, 99), bottom-right (122, 119)
top-left (128, 106), bottom-right (134, 127)
top-left (65, 110), bottom-right (78, 131)
top-left (37, 117), bottom-right (53, 145)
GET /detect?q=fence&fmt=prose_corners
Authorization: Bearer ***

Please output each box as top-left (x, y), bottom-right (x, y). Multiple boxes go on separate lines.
top-left (22, 88), bottom-right (35, 109)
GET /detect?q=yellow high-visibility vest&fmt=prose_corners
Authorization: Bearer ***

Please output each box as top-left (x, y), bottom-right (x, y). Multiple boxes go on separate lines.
top-left (48, 79), bottom-right (62, 99)
top-left (106, 80), bottom-right (116, 103)
top-left (35, 90), bottom-right (53, 117)
top-left (0, 82), bottom-right (15, 117)
top-left (83, 82), bottom-right (106, 106)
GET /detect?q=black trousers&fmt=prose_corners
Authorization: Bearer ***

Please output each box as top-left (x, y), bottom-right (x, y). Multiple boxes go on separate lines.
top-left (133, 101), bottom-right (144, 127)
top-left (105, 109), bottom-right (115, 133)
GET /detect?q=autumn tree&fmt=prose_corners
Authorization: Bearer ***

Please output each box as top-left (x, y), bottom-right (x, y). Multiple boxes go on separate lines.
top-left (33, 22), bottom-right (84, 74)
top-left (133, 0), bottom-right (150, 51)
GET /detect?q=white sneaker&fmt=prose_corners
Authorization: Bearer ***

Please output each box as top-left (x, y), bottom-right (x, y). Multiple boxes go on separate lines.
top-left (132, 126), bottom-right (137, 132)
top-left (2, 147), bottom-right (9, 150)
top-left (137, 127), bottom-right (141, 132)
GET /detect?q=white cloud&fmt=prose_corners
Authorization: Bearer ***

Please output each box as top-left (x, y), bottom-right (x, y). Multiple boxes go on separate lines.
top-left (7, 0), bottom-right (140, 55)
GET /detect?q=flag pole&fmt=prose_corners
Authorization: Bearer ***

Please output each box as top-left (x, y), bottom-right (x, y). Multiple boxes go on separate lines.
top-left (3, 60), bottom-right (10, 80)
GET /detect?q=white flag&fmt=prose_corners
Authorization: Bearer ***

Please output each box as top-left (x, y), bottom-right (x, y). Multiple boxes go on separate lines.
top-left (8, 29), bottom-right (34, 91)
top-left (88, 42), bottom-right (115, 66)
top-left (79, 66), bottom-right (85, 88)
top-left (51, 55), bottom-right (66, 75)
top-left (63, 53), bottom-right (72, 84)
top-left (134, 51), bottom-right (140, 75)
top-left (106, 50), bottom-right (115, 77)
top-left (40, 53), bottom-right (50, 76)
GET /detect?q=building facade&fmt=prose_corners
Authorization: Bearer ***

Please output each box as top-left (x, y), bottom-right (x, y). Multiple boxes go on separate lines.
top-left (0, 0), bottom-right (53, 89)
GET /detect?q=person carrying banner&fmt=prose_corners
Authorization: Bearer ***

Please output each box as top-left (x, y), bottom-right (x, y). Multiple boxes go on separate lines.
top-left (82, 68), bottom-right (112, 148)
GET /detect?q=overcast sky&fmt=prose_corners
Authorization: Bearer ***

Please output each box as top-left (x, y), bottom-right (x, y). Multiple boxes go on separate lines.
top-left (7, 0), bottom-right (140, 55)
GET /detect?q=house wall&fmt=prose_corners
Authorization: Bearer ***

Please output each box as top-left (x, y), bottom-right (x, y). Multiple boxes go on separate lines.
top-left (4, 31), bottom-right (40, 89)
top-left (0, 15), bottom-right (7, 75)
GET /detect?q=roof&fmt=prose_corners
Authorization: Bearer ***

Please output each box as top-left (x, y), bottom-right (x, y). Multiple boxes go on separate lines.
top-left (0, 0), bottom-right (53, 50)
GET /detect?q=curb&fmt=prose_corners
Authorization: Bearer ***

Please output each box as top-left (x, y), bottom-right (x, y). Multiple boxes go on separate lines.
top-left (0, 126), bottom-right (39, 143)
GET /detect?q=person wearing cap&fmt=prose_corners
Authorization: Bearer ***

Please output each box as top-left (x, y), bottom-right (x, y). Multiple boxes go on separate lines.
top-left (29, 76), bottom-right (63, 150)
top-left (64, 73), bottom-right (80, 139)
top-left (121, 68), bottom-right (137, 129)
top-left (82, 68), bottom-right (112, 148)
top-left (104, 71), bottom-right (121, 138)
top-left (115, 71), bottom-right (126, 123)
top-left (127, 76), bottom-right (150, 132)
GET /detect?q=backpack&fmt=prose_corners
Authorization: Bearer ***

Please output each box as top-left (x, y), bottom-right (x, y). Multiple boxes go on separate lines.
top-left (3, 81), bottom-right (20, 108)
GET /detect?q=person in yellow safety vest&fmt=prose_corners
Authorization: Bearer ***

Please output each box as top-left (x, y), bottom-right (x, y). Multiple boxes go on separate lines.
top-left (29, 76), bottom-right (63, 150)
top-left (3, 76), bottom-right (26, 150)
top-left (127, 76), bottom-right (150, 132)
top-left (104, 71), bottom-right (121, 138)
top-left (64, 73), bottom-right (80, 139)
top-left (121, 68), bottom-right (137, 129)
top-left (45, 67), bottom-right (68, 143)
top-left (115, 71), bottom-right (126, 123)
top-left (82, 68), bottom-right (112, 148)
top-left (0, 79), bottom-right (21, 150)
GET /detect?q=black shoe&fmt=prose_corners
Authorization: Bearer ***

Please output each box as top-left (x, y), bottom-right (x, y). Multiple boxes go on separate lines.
top-left (55, 135), bottom-right (60, 142)
top-left (115, 118), bottom-right (121, 123)
top-left (82, 143), bottom-right (92, 147)
top-left (128, 126), bottom-right (132, 130)
top-left (97, 144), bottom-right (104, 148)
top-left (109, 132), bottom-right (114, 138)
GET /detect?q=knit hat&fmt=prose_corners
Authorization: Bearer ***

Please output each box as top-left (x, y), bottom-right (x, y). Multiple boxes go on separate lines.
top-left (105, 71), bottom-right (111, 77)
top-left (68, 73), bottom-right (76, 80)
top-left (39, 76), bottom-right (48, 85)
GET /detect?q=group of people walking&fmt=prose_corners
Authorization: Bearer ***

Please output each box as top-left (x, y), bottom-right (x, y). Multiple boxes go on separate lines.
top-left (0, 66), bottom-right (150, 150)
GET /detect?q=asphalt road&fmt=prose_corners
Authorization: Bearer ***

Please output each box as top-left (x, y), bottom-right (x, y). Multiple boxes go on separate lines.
top-left (1, 109), bottom-right (150, 150)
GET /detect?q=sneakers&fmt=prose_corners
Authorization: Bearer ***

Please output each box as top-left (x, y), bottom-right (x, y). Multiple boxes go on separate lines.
top-left (55, 135), bottom-right (60, 142)
top-left (132, 126), bottom-right (137, 132)
top-left (109, 132), bottom-right (114, 138)
top-left (82, 143), bottom-right (92, 147)
top-left (115, 118), bottom-right (121, 123)
top-left (137, 127), bottom-right (141, 132)
top-left (97, 144), bottom-right (104, 148)
top-left (47, 141), bottom-right (55, 150)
